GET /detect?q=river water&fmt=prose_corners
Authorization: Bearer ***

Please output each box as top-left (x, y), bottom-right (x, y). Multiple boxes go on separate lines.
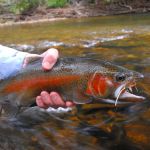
top-left (0, 14), bottom-right (150, 150)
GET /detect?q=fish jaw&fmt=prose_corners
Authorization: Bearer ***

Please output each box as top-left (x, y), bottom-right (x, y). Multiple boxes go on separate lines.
top-left (118, 90), bottom-right (145, 102)
top-left (113, 80), bottom-right (145, 103)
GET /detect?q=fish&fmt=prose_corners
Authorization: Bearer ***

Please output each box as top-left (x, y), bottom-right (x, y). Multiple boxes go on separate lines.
top-left (0, 57), bottom-right (145, 118)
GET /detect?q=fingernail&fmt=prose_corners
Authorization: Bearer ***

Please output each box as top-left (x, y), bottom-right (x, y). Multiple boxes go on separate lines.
top-left (41, 94), bottom-right (47, 100)
top-left (44, 61), bottom-right (51, 69)
top-left (50, 95), bottom-right (57, 101)
top-left (36, 97), bottom-right (41, 102)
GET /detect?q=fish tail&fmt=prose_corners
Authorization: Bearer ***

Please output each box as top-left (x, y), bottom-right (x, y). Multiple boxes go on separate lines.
top-left (0, 93), bottom-right (20, 118)
top-left (0, 104), bottom-right (2, 117)
top-left (0, 101), bottom-right (21, 119)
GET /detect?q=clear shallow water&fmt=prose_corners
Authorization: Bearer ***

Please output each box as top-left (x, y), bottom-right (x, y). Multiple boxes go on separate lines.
top-left (0, 13), bottom-right (150, 150)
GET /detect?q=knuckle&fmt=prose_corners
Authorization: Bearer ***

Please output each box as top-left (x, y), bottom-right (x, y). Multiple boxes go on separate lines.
top-left (48, 49), bottom-right (58, 59)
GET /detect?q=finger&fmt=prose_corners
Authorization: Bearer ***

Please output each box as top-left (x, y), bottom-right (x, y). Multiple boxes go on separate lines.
top-left (66, 101), bottom-right (76, 107)
top-left (41, 91), bottom-right (57, 108)
top-left (22, 54), bottom-right (40, 68)
top-left (41, 48), bottom-right (59, 70)
top-left (50, 92), bottom-right (66, 108)
top-left (36, 96), bottom-right (49, 109)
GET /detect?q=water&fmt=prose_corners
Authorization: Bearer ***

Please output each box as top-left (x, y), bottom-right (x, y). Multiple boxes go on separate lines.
top-left (0, 13), bottom-right (150, 150)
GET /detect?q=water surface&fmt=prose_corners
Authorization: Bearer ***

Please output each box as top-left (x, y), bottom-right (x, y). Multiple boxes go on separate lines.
top-left (0, 13), bottom-right (150, 150)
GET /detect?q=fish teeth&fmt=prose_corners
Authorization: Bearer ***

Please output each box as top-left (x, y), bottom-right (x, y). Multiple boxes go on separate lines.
top-left (125, 85), bottom-right (134, 93)
top-left (128, 86), bottom-right (133, 93)
top-left (135, 85), bottom-right (138, 92)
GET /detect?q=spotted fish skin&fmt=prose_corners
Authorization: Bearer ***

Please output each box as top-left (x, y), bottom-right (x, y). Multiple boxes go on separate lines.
top-left (0, 57), bottom-right (144, 118)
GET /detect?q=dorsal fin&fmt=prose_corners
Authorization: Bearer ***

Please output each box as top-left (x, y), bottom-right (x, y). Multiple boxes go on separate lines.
top-left (26, 56), bottom-right (42, 65)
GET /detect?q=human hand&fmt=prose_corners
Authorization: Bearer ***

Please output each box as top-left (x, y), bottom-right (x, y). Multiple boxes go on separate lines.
top-left (23, 48), bottom-right (75, 109)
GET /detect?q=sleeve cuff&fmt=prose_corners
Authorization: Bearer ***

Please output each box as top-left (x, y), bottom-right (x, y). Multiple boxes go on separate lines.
top-left (0, 45), bottom-right (29, 79)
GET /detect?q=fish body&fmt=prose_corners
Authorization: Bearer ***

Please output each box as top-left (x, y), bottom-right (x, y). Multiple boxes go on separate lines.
top-left (0, 57), bottom-right (145, 118)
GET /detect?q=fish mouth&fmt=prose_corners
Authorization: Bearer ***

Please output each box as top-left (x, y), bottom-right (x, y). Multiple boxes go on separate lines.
top-left (114, 80), bottom-right (145, 105)
top-left (97, 81), bottom-right (145, 105)
top-left (118, 87), bottom-right (145, 102)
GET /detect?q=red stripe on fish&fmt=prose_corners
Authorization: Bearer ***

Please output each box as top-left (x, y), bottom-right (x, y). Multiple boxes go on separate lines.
top-left (3, 75), bottom-right (86, 94)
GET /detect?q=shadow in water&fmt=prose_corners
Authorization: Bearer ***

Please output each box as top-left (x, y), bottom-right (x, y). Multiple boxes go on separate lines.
top-left (0, 100), bottom-right (150, 149)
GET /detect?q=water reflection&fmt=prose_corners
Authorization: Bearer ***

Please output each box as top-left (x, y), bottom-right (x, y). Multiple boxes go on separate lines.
top-left (0, 14), bottom-right (150, 149)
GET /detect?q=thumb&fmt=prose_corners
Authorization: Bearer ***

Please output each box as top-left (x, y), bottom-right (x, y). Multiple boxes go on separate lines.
top-left (41, 48), bottom-right (59, 70)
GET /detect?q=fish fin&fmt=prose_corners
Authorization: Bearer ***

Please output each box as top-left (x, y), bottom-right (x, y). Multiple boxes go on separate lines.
top-left (73, 87), bottom-right (93, 104)
top-left (28, 101), bottom-right (37, 107)
top-left (26, 56), bottom-right (42, 65)
top-left (1, 102), bottom-right (20, 119)
top-left (0, 104), bottom-right (2, 117)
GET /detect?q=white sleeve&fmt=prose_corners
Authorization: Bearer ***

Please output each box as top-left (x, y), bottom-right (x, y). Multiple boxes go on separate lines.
top-left (0, 45), bottom-right (29, 79)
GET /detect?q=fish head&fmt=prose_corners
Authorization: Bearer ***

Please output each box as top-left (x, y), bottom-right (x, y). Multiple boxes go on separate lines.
top-left (89, 64), bottom-right (145, 104)
top-left (111, 70), bottom-right (145, 103)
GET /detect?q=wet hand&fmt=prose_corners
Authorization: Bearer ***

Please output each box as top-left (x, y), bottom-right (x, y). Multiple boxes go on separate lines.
top-left (36, 91), bottom-right (75, 109)
top-left (36, 48), bottom-right (75, 109)
top-left (23, 48), bottom-right (75, 109)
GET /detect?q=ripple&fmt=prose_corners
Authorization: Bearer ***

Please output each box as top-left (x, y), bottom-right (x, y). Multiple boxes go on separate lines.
top-left (9, 44), bottom-right (35, 52)
top-left (80, 34), bottom-right (131, 48)
top-left (120, 29), bottom-right (133, 33)
top-left (97, 34), bottom-right (131, 42)
top-left (38, 40), bottom-right (63, 48)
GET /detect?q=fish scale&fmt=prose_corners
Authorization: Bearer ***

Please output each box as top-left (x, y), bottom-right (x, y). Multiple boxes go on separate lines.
top-left (0, 57), bottom-right (145, 118)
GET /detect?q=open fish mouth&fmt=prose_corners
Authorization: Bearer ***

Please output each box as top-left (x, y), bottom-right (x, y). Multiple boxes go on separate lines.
top-left (95, 81), bottom-right (145, 105)
top-left (114, 81), bottom-right (145, 106)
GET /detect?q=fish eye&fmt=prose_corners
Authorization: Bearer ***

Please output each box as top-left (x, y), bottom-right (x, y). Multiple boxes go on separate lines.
top-left (116, 73), bottom-right (126, 82)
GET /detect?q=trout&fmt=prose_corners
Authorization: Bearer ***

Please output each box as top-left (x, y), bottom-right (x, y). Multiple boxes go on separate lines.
top-left (0, 57), bottom-right (145, 118)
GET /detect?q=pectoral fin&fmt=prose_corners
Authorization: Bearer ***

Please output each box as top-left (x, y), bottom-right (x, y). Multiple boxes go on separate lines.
top-left (73, 87), bottom-right (93, 104)
top-left (1, 102), bottom-right (20, 119)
